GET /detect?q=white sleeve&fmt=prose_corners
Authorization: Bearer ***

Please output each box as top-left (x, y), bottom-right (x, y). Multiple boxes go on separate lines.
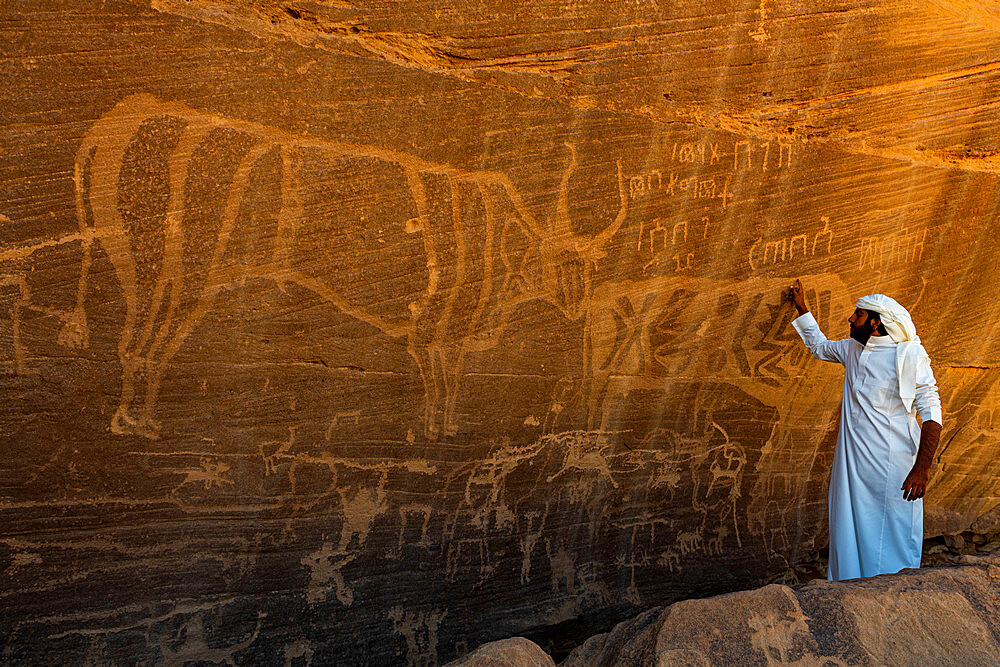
top-left (913, 354), bottom-right (943, 425)
top-left (791, 311), bottom-right (851, 366)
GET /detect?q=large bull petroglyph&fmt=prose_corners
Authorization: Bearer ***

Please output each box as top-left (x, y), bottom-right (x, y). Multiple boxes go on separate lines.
top-left (62, 94), bottom-right (626, 439)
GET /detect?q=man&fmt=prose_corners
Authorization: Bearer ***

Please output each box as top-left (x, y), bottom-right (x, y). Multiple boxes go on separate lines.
top-left (787, 279), bottom-right (942, 580)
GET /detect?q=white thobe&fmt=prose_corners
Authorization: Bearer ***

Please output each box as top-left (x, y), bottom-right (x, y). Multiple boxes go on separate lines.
top-left (792, 312), bottom-right (942, 580)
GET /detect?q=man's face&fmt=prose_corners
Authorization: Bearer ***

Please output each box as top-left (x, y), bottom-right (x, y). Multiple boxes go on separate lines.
top-left (848, 308), bottom-right (877, 343)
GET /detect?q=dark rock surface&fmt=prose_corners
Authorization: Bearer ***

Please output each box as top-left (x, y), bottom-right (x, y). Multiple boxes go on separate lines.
top-left (2, 1), bottom-right (1000, 664)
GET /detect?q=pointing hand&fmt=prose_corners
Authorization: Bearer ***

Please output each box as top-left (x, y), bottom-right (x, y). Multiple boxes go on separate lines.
top-left (787, 279), bottom-right (808, 316)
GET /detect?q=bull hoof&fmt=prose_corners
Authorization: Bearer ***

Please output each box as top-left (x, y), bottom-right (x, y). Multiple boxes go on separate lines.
top-left (110, 407), bottom-right (137, 436)
top-left (135, 416), bottom-right (162, 440)
top-left (110, 408), bottom-right (160, 439)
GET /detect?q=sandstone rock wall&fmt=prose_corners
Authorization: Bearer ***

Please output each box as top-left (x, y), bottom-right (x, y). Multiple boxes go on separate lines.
top-left (2, 1), bottom-right (1000, 664)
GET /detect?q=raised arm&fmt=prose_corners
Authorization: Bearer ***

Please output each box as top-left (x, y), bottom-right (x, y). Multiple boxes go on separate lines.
top-left (787, 279), bottom-right (850, 365)
top-left (788, 278), bottom-right (809, 318)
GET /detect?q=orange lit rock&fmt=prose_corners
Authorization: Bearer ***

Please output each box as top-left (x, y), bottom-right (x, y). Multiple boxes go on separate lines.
top-left (2, 1), bottom-right (999, 664)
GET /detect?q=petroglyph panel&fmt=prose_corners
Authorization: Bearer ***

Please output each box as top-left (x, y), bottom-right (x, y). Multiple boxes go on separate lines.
top-left (3, 1), bottom-right (1000, 665)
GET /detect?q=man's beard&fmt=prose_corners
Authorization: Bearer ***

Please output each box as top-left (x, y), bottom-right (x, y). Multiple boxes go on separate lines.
top-left (850, 322), bottom-right (874, 343)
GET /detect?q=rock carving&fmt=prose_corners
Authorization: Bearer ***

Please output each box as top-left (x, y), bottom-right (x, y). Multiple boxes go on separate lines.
top-left (63, 94), bottom-right (626, 440)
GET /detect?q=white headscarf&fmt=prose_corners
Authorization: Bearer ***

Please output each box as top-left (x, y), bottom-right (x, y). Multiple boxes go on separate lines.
top-left (855, 294), bottom-right (928, 413)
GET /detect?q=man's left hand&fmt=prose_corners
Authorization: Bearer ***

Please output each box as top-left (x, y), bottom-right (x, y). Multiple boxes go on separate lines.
top-left (901, 464), bottom-right (929, 501)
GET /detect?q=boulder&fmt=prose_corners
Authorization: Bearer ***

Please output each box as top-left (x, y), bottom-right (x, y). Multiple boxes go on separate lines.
top-left (563, 555), bottom-right (1000, 666)
top-left (447, 638), bottom-right (554, 666)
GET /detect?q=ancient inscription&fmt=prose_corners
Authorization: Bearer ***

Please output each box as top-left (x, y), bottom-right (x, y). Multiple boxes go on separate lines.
top-left (748, 217), bottom-right (835, 271)
top-left (627, 139), bottom-right (792, 204)
top-left (859, 226), bottom-right (927, 270)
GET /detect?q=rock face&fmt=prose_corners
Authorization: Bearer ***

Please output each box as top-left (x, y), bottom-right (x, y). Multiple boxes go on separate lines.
top-left (563, 555), bottom-right (1000, 666)
top-left (2, 1), bottom-right (1000, 664)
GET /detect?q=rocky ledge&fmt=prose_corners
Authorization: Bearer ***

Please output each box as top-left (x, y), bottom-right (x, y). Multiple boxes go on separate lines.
top-left (454, 553), bottom-right (1000, 666)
